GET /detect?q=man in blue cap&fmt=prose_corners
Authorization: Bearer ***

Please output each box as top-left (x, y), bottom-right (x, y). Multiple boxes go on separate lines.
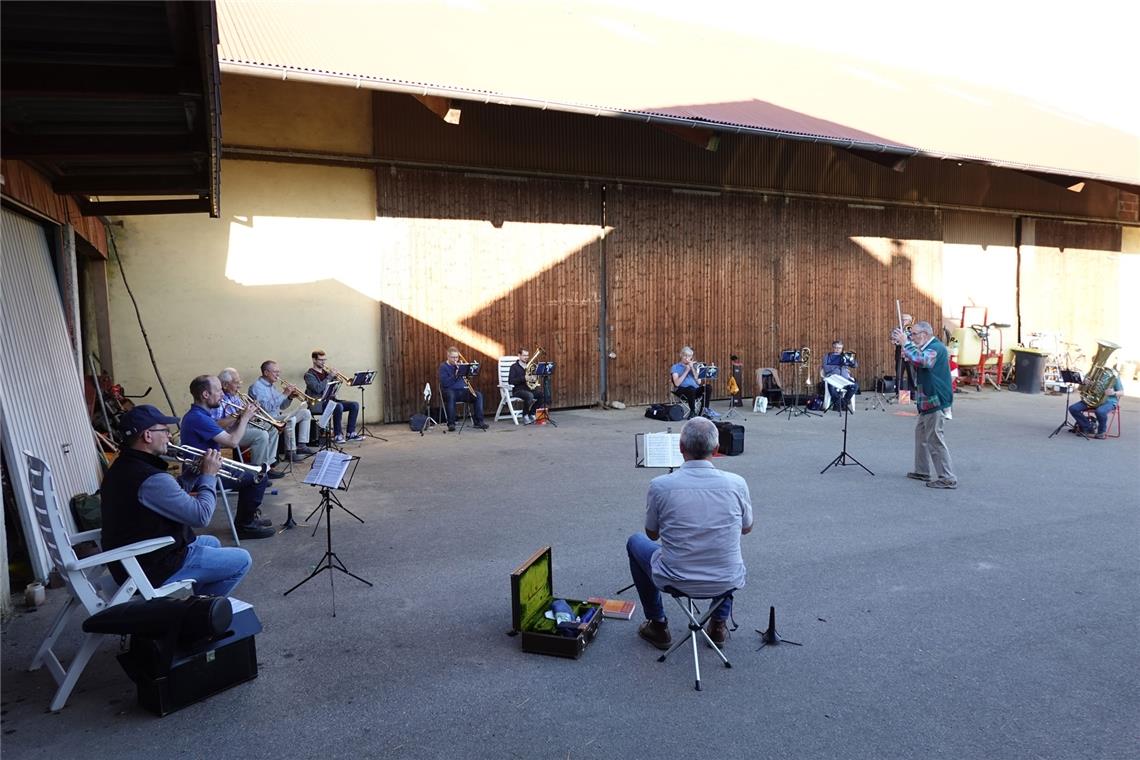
top-left (100, 405), bottom-right (254, 596)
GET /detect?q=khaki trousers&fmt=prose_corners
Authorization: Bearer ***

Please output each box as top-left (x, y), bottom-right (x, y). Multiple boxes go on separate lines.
top-left (914, 411), bottom-right (955, 482)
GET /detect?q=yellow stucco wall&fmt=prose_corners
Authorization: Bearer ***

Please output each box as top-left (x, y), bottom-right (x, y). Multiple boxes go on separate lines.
top-left (108, 157), bottom-right (383, 420)
top-left (220, 73), bottom-right (372, 154)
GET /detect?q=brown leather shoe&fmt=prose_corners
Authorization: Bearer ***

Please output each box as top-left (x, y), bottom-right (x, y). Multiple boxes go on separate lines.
top-left (638, 618), bottom-right (671, 651)
top-left (706, 618), bottom-right (728, 647)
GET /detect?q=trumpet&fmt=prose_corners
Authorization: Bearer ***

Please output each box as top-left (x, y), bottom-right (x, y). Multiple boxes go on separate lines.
top-left (325, 365), bottom-right (353, 385)
top-left (221, 395), bottom-right (287, 431)
top-left (164, 442), bottom-right (268, 483)
top-left (279, 379), bottom-right (318, 404)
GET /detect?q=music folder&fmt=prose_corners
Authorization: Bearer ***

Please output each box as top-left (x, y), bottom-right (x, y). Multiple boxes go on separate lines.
top-left (634, 432), bottom-right (683, 469)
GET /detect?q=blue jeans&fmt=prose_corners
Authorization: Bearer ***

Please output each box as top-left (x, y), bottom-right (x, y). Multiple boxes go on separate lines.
top-left (1069, 399), bottom-right (1115, 434)
top-left (442, 388), bottom-right (485, 425)
top-left (317, 399), bottom-right (359, 436)
top-left (626, 533), bottom-right (732, 622)
top-left (164, 535), bottom-right (252, 597)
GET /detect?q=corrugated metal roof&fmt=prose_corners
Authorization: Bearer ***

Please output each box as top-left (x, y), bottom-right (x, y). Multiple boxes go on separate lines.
top-left (216, 0), bottom-right (1139, 187)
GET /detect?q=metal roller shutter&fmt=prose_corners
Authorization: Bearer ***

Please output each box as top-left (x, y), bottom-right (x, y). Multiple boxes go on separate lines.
top-left (1, 207), bottom-right (102, 580)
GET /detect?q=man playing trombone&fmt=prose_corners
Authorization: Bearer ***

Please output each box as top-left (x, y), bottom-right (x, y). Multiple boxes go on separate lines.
top-left (215, 368), bottom-right (283, 479)
top-left (180, 375), bottom-right (276, 538)
top-left (821, 340), bottom-right (859, 413)
top-left (249, 360), bottom-right (316, 461)
top-left (100, 405), bottom-right (254, 595)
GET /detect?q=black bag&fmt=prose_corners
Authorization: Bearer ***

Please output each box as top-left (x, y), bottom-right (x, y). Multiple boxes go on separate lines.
top-left (713, 421), bottom-right (744, 456)
top-left (409, 413), bottom-right (429, 432)
top-left (70, 491), bottom-right (102, 532)
top-left (645, 403), bottom-right (685, 422)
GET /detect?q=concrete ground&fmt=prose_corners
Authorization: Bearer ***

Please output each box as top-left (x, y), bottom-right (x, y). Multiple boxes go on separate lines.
top-left (2, 389), bottom-right (1137, 760)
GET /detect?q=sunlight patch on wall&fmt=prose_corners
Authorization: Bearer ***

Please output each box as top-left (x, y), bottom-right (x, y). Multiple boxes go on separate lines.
top-left (848, 235), bottom-right (942, 304)
top-left (377, 217), bottom-right (606, 358)
top-left (226, 215), bottom-right (384, 300)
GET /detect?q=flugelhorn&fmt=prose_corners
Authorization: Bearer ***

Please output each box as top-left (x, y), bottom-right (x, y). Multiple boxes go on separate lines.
top-left (165, 443), bottom-right (268, 483)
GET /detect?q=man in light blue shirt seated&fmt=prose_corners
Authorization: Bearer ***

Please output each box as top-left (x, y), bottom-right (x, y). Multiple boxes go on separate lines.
top-left (626, 417), bottom-right (753, 650)
top-left (670, 346), bottom-right (711, 419)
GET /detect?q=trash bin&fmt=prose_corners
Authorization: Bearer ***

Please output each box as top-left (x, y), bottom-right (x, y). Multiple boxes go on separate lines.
top-left (1010, 348), bottom-right (1048, 394)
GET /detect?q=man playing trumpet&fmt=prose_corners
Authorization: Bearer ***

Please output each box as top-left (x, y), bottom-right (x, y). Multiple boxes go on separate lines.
top-left (250, 360), bottom-right (316, 461)
top-left (670, 346), bottom-right (711, 419)
top-left (180, 375), bottom-right (275, 538)
top-left (304, 349), bottom-right (362, 443)
top-left (100, 405), bottom-right (253, 595)
top-left (214, 368), bottom-right (284, 479)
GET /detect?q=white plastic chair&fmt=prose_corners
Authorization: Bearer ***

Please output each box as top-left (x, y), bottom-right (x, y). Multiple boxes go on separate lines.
top-left (495, 356), bottom-right (524, 424)
top-left (24, 451), bottom-right (194, 712)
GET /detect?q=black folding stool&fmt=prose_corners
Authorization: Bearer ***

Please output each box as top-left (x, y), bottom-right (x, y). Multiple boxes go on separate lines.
top-left (657, 585), bottom-right (736, 691)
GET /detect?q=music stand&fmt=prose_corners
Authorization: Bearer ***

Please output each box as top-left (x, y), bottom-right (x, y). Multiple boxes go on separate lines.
top-left (535, 361), bottom-right (558, 427)
top-left (350, 370), bottom-right (386, 441)
top-left (1048, 370), bottom-right (1088, 440)
top-left (696, 364), bottom-right (719, 420)
top-left (454, 362), bottom-right (480, 433)
top-left (316, 380), bottom-right (342, 451)
top-left (634, 431), bottom-right (682, 473)
top-left (775, 352), bottom-right (800, 419)
top-left (284, 450), bottom-right (371, 616)
top-left (820, 404), bottom-right (874, 476)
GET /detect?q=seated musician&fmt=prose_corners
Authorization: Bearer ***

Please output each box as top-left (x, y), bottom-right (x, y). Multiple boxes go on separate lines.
top-left (508, 347), bottom-right (548, 425)
top-left (100, 404), bottom-right (252, 595)
top-left (670, 346), bottom-right (710, 419)
top-left (821, 340), bottom-right (859, 412)
top-left (304, 349), bottom-right (362, 443)
top-left (626, 417), bottom-right (753, 649)
top-left (249, 360), bottom-right (316, 462)
top-left (438, 347), bottom-right (489, 431)
top-left (214, 368), bottom-right (283, 478)
top-left (180, 375), bottom-right (274, 539)
top-left (1068, 373), bottom-right (1123, 439)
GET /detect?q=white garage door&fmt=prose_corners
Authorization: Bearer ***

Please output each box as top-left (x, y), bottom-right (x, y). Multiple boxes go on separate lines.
top-left (1, 207), bottom-right (102, 580)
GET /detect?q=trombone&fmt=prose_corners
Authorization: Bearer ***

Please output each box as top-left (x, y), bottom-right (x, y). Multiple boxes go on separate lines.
top-left (165, 443), bottom-right (268, 483)
top-left (221, 395), bottom-right (286, 431)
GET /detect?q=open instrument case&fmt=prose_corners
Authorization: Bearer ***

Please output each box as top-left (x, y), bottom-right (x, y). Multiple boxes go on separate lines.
top-left (510, 546), bottom-right (602, 659)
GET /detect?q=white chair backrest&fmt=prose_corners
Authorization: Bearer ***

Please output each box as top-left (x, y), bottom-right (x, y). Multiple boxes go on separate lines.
top-left (25, 452), bottom-right (104, 612)
top-left (499, 357), bottom-right (518, 388)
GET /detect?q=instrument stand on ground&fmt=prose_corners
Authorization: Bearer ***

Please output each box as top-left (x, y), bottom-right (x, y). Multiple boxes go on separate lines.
top-left (864, 389), bottom-right (887, 412)
top-left (755, 606), bottom-right (801, 650)
top-left (820, 404), bottom-right (874, 475)
top-left (536, 367), bottom-right (558, 427)
top-left (351, 371), bottom-right (387, 441)
top-left (419, 383), bottom-right (440, 437)
top-left (1048, 373), bottom-right (1088, 440)
top-left (792, 362), bottom-right (822, 418)
top-left (284, 451), bottom-right (370, 616)
top-left (774, 360), bottom-right (799, 419)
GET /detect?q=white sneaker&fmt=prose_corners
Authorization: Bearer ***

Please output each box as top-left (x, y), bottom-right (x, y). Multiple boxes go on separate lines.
top-left (523, 415), bottom-right (534, 425)
top-left (334, 434), bottom-right (346, 443)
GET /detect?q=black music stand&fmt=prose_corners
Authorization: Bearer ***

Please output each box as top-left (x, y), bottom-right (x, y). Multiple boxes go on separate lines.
top-left (1048, 370), bottom-right (1088, 440)
top-left (351, 370), bottom-right (386, 441)
top-left (820, 403), bottom-right (874, 475)
top-left (284, 451), bottom-right (371, 616)
top-left (696, 364), bottom-right (719, 420)
top-left (775, 353), bottom-right (800, 419)
top-left (535, 361), bottom-right (558, 427)
top-left (454, 362), bottom-right (481, 434)
top-left (315, 380), bottom-right (343, 452)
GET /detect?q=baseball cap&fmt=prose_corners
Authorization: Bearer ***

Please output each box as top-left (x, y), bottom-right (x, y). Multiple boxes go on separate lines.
top-left (119, 405), bottom-right (180, 438)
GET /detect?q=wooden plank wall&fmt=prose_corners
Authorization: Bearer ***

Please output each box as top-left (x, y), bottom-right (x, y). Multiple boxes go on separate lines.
top-left (376, 169), bottom-right (602, 421)
top-left (0, 159), bottom-right (107, 256)
top-left (604, 187), bottom-right (943, 404)
top-left (1019, 219), bottom-right (1122, 364)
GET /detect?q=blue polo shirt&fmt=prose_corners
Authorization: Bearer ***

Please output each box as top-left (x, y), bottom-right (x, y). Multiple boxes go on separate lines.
top-left (671, 362), bottom-right (699, 389)
top-left (181, 404), bottom-right (224, 451)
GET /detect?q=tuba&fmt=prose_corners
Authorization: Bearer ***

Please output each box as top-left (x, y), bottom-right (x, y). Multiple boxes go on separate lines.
top-left (1078, 340), bottom-right (1121, 407)
top-left (524, 347), bottom-right (543, 390)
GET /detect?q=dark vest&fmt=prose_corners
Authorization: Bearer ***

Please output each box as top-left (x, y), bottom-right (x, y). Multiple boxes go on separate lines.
top-left (100, 448), bottom-right (195, 587)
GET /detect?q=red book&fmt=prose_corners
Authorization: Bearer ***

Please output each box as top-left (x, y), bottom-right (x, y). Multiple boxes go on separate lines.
top-left (586, 597), bottom-right (637, 620)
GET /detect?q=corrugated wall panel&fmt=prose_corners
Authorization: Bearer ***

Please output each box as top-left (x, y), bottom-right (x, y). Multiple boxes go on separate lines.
top-left (376, 169), bottom-right (602, 421)
top-left (373, 92), bottom-right (1124, 223)
top-left (604, 188), bottom-right (942, 405)
top-left (1, 208), bottom-right (103, 581)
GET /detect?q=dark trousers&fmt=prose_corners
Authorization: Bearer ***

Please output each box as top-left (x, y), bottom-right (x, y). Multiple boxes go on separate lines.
top-left (235, 472), bottom-right (268, 526)
top-left (895, 347), bottom-right (915, 391)
top-left (512, 384), bottom-right (548, 415)
top-left (443, 388), bottom-right (484, 425)
top-left (672, 384), bottom-right (710, 416)
top-left (825, 380), bottom-right (859, 410)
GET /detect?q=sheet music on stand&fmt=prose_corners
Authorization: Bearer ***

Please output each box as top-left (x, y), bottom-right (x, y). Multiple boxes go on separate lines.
top-left (351, 371), bottom-right (376, 387)
top-left (634, 432), bottom-right (683, 469)
top-left (304, 450), bottom-right (359, 490)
